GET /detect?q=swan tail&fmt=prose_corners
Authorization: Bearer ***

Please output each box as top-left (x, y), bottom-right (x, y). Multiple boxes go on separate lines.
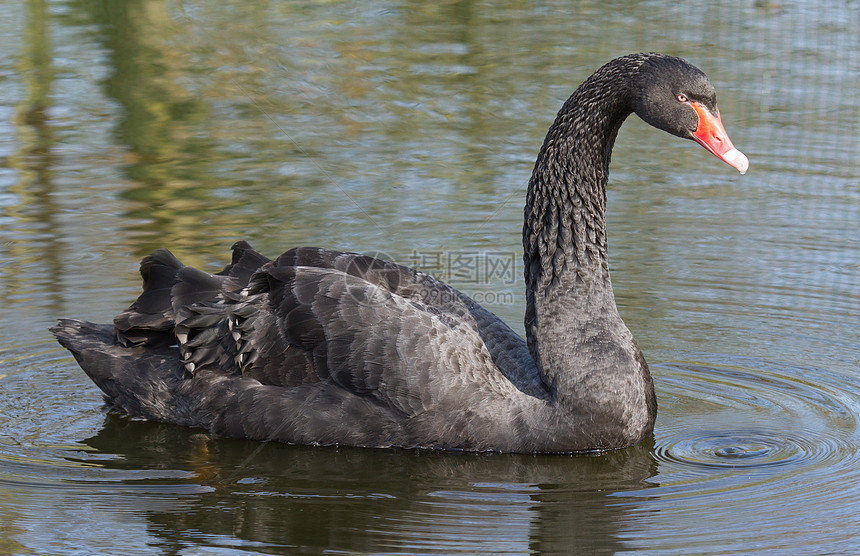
top-left (50, 319), bottom-right (201, 425)
top-left (51, 318), bottom-right (402, 444)
top-left (51, 318), bottom-right (252, 434)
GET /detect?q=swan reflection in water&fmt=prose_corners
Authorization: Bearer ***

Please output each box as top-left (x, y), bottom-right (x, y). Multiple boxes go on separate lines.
top-left (74, 415), bottom-right (659, 554)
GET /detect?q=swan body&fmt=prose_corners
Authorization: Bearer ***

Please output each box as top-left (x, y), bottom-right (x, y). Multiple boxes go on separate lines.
top-left (53, 53), bottom-right (747, 453)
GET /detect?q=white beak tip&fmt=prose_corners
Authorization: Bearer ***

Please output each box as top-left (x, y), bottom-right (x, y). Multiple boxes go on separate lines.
top-left (724, 148), bottom-right (749, 175)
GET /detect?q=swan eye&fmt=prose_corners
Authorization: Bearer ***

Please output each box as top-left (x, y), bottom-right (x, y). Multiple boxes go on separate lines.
top-left (676, 93), bottom-right (688, 102)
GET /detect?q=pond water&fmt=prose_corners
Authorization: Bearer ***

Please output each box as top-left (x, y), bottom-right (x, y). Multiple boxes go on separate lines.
top-left (1, 1), bottom-right (859, 554)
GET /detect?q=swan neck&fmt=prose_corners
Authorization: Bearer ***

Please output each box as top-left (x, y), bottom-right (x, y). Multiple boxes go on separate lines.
top-left (522, 58), bottom-right (639, 391)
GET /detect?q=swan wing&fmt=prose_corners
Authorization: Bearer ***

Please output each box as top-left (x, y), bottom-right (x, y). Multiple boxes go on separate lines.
top-left (116, 243), bottom-right (537, 419)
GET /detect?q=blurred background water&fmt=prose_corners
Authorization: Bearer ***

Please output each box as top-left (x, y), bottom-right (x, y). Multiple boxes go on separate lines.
top-left (0, 1), bottom-right (858, 554)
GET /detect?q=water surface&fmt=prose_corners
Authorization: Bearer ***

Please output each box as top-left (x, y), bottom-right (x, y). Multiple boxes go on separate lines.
top-left (1, 1), bottom-right (858, 554)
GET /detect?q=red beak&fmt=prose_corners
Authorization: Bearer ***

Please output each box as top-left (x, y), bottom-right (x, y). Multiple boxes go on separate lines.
top-left (689, 102), bottom-right (749, 174)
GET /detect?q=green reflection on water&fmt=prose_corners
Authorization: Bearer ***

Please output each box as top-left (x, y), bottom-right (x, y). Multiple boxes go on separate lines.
top-left (6, 0), bottom-right (63, 315)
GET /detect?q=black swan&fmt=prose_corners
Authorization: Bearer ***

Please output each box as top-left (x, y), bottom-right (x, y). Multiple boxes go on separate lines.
top-left (53, 53), bottom-right (747, 453)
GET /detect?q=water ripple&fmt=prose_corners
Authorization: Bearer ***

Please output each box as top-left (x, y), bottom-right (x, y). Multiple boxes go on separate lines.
top-left (651, 357), bottom-right (859, 506)
top-left (661, 430), bottom-right (804, 469)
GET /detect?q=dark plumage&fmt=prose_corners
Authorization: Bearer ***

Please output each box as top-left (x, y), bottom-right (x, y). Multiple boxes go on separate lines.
top-left (53, 53), bottom-right (747, 453)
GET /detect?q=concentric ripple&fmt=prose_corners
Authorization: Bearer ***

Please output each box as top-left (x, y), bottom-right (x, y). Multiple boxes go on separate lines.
top-left (651, 356), bottom-right (859, 503)
top-left (664, 430), bottom-right (801, 469)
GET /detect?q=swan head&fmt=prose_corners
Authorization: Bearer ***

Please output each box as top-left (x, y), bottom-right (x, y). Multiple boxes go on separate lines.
top-left (632, 54), bottom-right (749, 174)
